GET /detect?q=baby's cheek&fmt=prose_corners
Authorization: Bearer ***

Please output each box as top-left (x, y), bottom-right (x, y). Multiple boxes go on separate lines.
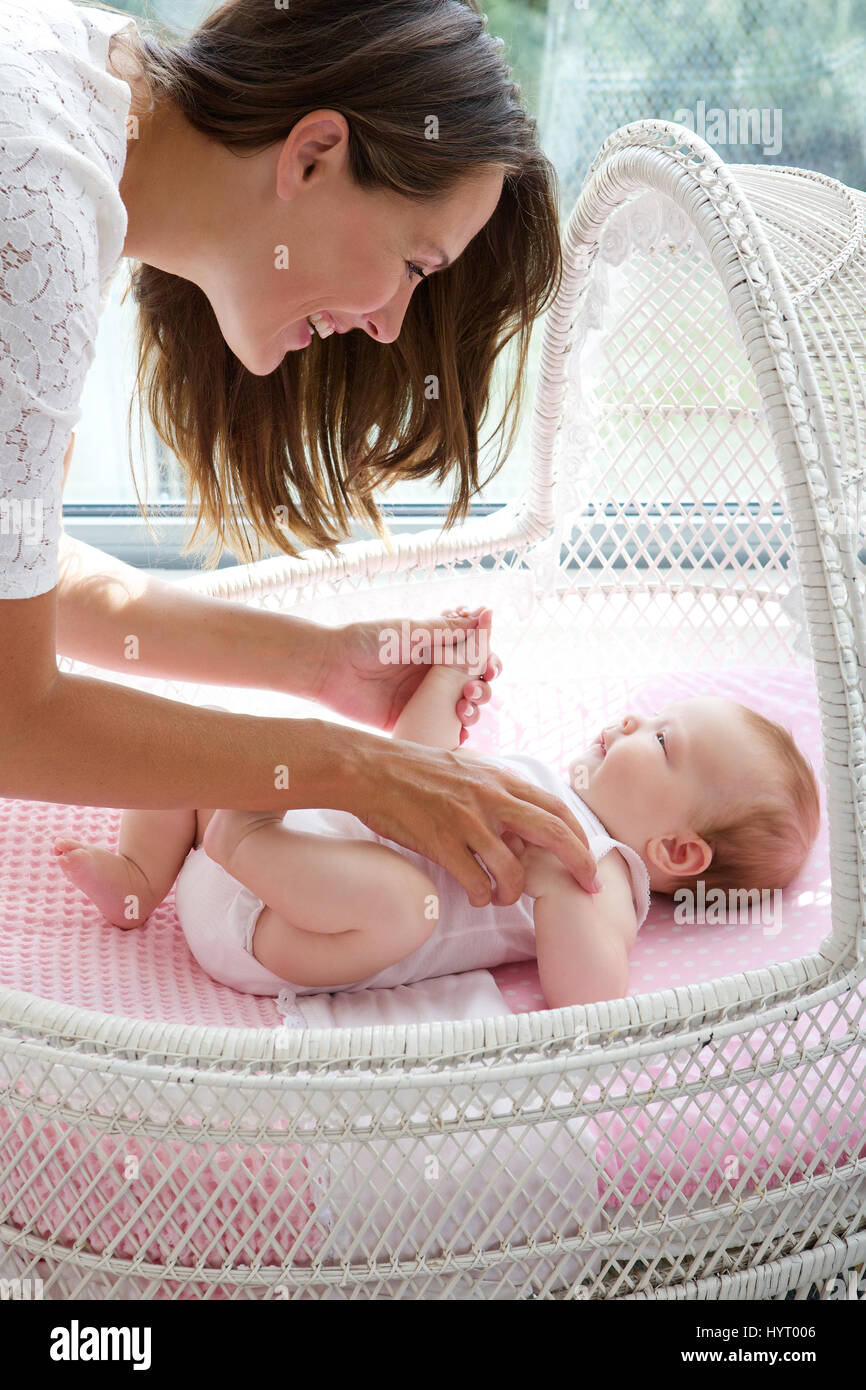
top-left (568, 756), bottom-right (590, 790)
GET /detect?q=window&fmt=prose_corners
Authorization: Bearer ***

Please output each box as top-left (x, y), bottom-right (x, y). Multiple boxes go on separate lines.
top-left (64, 0), bottom-right (866, 568)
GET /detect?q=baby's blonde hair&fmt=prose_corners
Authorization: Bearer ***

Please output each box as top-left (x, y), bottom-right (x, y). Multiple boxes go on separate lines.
top-left (670, 703), bottom-right (821, 895)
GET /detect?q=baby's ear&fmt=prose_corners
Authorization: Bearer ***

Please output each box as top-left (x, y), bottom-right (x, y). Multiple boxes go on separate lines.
top-left (648, 833), bottom-right (711, 878)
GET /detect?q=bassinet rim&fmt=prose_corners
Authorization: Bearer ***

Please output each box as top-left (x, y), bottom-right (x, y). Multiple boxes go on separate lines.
top-left (0, 947), bottom-right (856, 1079)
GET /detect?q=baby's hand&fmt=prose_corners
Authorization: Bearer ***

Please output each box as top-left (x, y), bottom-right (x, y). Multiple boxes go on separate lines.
top-left (500, 831), bottom-right (579, 899)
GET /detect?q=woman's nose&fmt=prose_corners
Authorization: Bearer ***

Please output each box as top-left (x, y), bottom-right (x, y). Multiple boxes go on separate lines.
top-left (364, 284), bottom-right (416, 342)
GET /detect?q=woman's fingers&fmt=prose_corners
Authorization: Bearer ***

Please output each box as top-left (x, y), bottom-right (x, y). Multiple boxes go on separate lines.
top-left (353, 740), bottom-right (597, 908)
top-left (449, 765), bottom-right (599, 899)
top-left (449, 844), bottom-right (498, 908)
top-left (440, 775), bottom-right (599, 901)
top-left (434, 609), bottom-right (501, 716)
top-left (466, 828), bottom-right (529, 905)
top-left (457, 664), bottom-right (497, 726)
top-left (441, 605), bottom-right (485, 621)
top-left (499, 794), bottom-right (600, 894)
top-left (500, 829), bottom-right (527, 861)
top-left (461, 676), bottom-right (493, 710)
top-left (434, 609), bottom-right (486, 647)
top-left (457, 695), bottom-right (480, 725)
top-left (437, 609), bottom-right (500, 669)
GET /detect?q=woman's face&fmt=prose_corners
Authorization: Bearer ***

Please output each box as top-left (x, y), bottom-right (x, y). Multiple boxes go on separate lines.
top-left (202, 111), bottom-right (506, 375)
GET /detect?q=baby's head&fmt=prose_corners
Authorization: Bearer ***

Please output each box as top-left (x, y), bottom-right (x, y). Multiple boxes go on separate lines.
top-left (570, 697), bottom-right (820, 895)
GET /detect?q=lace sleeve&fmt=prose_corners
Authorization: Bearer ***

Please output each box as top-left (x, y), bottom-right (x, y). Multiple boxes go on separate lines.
top-left (0, 137), bottom-right (103, 600)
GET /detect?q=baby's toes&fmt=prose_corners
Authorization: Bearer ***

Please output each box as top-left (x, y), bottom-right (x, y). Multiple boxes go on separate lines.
top-left (54, 846), bottom-right (102, 899)
top-left (53, 836), bottom-right (87, 856)
top-left (54, 845), bottom-right (95, 882)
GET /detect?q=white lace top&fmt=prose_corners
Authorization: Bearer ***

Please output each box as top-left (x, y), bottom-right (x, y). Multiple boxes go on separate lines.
top-left (0, 0), bottom-right (136, 599)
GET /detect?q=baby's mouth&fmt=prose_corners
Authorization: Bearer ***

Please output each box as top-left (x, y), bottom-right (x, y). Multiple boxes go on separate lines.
top-left (600, 730), bottom-right (607, 757)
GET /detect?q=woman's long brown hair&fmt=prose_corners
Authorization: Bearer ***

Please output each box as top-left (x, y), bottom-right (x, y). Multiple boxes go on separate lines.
top-left (80, 0), bottom-right (563, 565)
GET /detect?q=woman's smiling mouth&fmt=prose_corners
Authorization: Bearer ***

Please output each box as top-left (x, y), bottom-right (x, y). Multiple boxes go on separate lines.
top-left (307, 310), bottom-right (336, 338)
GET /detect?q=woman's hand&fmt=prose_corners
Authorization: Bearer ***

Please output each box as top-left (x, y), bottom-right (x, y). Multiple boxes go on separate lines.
top-left (312, 607), bottom-right (502, 744)
top-left (339, 734), bottom-right (601, 907)
top-left (499, 831), bottom-right (579, 899)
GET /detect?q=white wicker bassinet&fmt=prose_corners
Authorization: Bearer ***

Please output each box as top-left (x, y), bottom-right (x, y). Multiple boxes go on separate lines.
top-left (1, 120), bottom-right (865, 1300)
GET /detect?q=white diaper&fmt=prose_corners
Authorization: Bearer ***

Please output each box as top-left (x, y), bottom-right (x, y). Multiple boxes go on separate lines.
top-left (174, 845), bottom-right (290, 996)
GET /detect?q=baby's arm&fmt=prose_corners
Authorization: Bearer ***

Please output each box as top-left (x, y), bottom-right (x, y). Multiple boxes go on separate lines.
top-left (505, 834), bottom-right (635, 1009)
top-left (534, 883), bottom-right (631, 1009)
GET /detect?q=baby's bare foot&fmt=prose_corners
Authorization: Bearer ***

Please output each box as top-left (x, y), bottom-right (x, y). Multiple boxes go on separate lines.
top-left (53, 838), bottom-right (156, 928)
top-left (452, 607), bottom-right (491, 678)
top-left (202, 809), bottom-right (284, 875)
top-left (425, 608), bottom-right (492, 687)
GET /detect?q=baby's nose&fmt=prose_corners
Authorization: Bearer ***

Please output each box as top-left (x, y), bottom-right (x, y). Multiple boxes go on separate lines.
top-left (621, 713), bottom-right (639, 734)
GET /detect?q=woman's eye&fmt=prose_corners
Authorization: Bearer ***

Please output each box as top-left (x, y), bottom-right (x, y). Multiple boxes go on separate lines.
top-left (406, 261), bottom-right (427, 282)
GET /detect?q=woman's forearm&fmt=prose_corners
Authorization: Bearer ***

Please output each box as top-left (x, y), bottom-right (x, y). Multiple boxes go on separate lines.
top-left (3, 668), bottom-right (359, 812)
top-left (1, 656), bottom-right (602, 904)
top-left (56, 533), bottom-right (325, 697)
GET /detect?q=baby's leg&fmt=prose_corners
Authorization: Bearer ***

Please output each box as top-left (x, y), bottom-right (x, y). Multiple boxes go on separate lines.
top-left (392, 609), bottom-right (491, 749)
top-left (203, 811), bottom-right (439, 987)
top-left (54, 808), bottom-right (198, 928)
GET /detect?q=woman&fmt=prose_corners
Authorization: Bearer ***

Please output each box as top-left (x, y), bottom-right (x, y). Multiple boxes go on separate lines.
top-left (0, 0), bottom-right (600, 909)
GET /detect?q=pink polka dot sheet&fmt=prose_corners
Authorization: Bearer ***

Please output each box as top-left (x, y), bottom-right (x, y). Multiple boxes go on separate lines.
top-left (483, 663), bottom-right (830, 1009)
top-left (480, 663), bottom-right (863, 1225)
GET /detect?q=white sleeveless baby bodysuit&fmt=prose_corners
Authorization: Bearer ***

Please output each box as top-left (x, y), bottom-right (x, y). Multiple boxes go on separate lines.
top-left (0, 0), bottom-right (136, 598)
top-left (173, 751), bottom-right (652, 1002)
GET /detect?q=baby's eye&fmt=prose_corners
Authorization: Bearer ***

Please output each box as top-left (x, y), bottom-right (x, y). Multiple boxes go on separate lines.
top-left (657, 730), bottom-right (667, 753)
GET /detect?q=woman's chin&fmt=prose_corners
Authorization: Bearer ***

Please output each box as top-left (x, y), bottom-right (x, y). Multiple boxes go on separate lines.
top-left (216, 312), bottom-right (315, 374)
top-left (241, 323), bottom-right (312, 374)
top-left (231, 341), bottom-right (285, 377)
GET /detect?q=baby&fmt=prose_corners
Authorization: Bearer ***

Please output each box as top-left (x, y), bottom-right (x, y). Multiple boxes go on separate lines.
top-left (53, 619), bottom-right (821, 1010)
